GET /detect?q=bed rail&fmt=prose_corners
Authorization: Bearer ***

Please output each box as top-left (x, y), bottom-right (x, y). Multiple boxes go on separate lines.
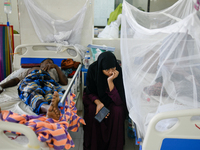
top-left (142, 108), bottom-right (200, 150)
top-left (59, 64), bottom-right (82, 116)
top-left (13, 43), bottom-right (82, 71)
top-left (0, 121), bottom-right (40, 150)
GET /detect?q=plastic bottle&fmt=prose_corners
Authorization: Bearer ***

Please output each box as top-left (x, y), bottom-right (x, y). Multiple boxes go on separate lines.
top-left (4, 0), bottom-right (12, 14)
top-left (84, 50), bottom-right (90, 69)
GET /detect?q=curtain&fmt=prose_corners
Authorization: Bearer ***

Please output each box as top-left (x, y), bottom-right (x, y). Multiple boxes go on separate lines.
top-left (0, 25), bottom-right (14, 81)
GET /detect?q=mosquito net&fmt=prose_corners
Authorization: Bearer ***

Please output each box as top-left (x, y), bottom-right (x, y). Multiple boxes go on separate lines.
top-left (24, 0), bottom-right (87, 45)
top-left (121, 0), bottom-right (200, 138)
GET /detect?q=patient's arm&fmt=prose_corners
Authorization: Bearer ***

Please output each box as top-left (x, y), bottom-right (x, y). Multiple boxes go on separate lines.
top-left (43, 64), bottom-right (68, 85)
top-left (0, 77), bottom-right (20, 94)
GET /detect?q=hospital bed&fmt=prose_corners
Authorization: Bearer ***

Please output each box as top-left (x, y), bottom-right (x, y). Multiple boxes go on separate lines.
top-left (126, 40), bottom-right (200, 149)
top-left (120, 0), bottom-right (200, 149)
top-left (126, 39), bottom-right (200, 150)
top-left (0, 43), bottom-right (83, 150)
top-left (132, 70), bottom-right (200, 150)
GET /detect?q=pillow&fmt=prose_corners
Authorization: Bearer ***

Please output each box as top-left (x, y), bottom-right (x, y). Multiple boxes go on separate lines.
top-left (21, 63), bottom-right (40, 68)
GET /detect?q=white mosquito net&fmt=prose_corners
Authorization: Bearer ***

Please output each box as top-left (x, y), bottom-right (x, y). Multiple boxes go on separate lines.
top-left (24, 0), bottom-right (87, 45)
top-left (121, 0), bottom-right (200, 138)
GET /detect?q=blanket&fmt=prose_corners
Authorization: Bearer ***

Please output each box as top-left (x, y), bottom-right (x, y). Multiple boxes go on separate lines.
top-left (0, 93), bottom-right (85, 150)
top-left (18, 69), bottom-right (65, 114)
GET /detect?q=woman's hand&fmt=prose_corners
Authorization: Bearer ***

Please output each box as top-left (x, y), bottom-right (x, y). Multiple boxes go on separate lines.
top-left (94, 99), bottom-right (104, 115)
top-left (107, 70), bottom-right (119, 91)
top-left (94, 99), bottom-right (110, 119)
top-left (107, 70), bottom-right (119, 82)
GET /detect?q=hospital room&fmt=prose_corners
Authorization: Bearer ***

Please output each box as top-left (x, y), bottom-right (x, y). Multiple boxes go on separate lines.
top-left (1, 0), bottom-right (200, 150)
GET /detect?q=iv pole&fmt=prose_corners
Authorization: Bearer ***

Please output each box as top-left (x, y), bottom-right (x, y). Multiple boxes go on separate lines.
top-left (147, 0), bottom-right (150, 12)
top-left (4, 2), bottom-right (13, 72)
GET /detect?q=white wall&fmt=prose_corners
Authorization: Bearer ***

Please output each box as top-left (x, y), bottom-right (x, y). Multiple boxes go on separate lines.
top-left (129, 0), bottom-right (178, 12)
top-left (150, 0), bottom-right (178, 12)
top-left (131, 0), bottom-right (148, 11)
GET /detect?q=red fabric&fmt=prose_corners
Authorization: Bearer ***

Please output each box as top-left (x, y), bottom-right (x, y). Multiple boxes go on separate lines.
top-left (21, 63), bottom-right (40, 68)
top-left (68, 71), bottom-right (76, 78)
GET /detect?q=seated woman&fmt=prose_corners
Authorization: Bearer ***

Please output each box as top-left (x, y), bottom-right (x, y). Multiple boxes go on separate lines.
top-left (83, 52), bottom-right (127, 150)
top-left (0, 58), bottom-right (68, 120)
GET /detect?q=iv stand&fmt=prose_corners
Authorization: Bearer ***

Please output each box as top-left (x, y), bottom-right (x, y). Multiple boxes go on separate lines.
top-left (6, 13), bottom-right (13, 72)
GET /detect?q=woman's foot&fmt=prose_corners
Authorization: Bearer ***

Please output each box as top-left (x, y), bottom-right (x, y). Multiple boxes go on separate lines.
top-left (47, 91), bottom-right (60, 120)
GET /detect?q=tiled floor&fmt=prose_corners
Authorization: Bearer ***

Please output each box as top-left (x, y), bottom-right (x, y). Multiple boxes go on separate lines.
top-left (68, 111), bottom-right (139, 150)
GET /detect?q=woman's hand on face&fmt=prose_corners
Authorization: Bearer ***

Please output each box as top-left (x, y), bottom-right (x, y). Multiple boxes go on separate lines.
top-left (107, 70), bottom-right (119, 82)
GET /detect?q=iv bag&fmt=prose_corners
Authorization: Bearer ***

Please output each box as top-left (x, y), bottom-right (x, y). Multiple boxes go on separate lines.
top-left (4, 0), bottom-right (12, 14)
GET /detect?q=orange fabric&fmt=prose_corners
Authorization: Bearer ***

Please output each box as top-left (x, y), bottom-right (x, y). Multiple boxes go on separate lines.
top-left (61, 59), bottom-right (74, 69)
top-left (73, 61), bottom-right (81, 69)
top-left (0, 94), bottom-right (85, 150)
top-left (61, 59), bottom-right (81, 69)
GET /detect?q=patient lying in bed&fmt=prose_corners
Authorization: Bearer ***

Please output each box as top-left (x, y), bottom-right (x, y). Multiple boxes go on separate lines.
top-left (0, 58), bottom-right (68, 120)
top-left (143, 66), bottom-right (200, 101)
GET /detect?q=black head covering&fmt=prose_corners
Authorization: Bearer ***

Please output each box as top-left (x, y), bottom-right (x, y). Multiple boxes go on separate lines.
top-left (85, 51), bottom-right (126, 107)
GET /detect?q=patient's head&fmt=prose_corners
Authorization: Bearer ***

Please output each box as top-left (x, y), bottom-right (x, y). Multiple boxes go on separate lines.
top-left (40, 58), bottom-right (54, 68)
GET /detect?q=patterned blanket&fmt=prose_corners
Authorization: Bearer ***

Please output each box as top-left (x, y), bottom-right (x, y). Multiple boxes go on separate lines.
top-left (18, 69), bottom-right (65, 114)
top-left (0, 93), bottom-right (85, 150)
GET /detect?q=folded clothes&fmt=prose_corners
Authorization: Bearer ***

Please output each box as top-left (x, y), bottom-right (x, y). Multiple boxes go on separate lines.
top-left (61, 59), bottom-right (80, 69)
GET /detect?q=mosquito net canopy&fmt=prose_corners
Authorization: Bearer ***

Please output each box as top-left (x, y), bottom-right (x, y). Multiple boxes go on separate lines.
top-left (24, 0), bottom-right (87, 45)
top-left (121, 0), bottom-right (200, 138)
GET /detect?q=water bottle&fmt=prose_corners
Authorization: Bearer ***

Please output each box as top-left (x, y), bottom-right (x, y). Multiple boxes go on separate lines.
top-left (84, 50), bottom-right (90, 69)
top-left (4, 0), bottom-right (12, 14)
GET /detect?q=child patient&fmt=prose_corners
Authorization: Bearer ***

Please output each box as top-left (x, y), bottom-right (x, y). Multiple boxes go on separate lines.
top-left (0, 58), bottom-right (68, 120)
